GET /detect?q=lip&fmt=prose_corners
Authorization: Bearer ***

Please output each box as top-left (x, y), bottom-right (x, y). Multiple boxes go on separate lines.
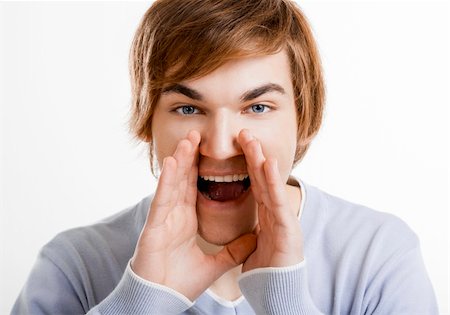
top-left (196, 184), bottom-right (251, 209)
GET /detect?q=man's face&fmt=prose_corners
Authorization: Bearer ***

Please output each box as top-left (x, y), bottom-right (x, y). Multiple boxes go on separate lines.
top-left (152, 50), bottom-right (298, 245)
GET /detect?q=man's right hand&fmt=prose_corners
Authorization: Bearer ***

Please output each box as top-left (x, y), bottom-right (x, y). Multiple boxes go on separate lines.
top-left (130, 130), bottom-right (256, 301)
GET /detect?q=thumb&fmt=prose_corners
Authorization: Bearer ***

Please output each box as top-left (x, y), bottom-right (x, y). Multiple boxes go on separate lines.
top-left (213, 233), bottom-right (257, 276)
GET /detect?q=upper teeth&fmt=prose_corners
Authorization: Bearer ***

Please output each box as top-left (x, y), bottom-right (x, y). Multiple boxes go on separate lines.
top-left (200, 174), bottom-right (248, 182)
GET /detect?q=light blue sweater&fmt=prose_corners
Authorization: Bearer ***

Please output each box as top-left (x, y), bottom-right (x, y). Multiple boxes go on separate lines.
top-left (12, 181), bottom-right (438, 314)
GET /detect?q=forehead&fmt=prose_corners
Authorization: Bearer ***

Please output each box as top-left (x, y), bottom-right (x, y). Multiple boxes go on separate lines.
top-left (178, 50), bottom-right (294, 99)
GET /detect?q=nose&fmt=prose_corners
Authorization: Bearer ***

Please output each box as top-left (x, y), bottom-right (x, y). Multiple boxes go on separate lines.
top-left (199, 109), bottom-right (242, 160)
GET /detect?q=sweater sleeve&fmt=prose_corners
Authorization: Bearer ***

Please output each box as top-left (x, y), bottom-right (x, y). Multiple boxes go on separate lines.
top-left (89, 261), bottom-right (193, 314)
top-left (238, 260), bottom-right (324, 315)
top-left (12, 253), bottom-right (193, 315)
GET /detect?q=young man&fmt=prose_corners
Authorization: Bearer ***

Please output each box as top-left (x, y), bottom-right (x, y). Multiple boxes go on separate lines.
top-left (13, 0), bottom-right (438, 314)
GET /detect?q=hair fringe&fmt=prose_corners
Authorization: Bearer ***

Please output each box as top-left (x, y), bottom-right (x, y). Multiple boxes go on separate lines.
top-left (128, 0), bottom-right (325, 173)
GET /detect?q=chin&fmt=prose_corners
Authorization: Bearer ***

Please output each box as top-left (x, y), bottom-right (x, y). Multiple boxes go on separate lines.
top-left (196, 190), bottom-right (257, 245)
top-left (197, 222), bottom-right (254, 246)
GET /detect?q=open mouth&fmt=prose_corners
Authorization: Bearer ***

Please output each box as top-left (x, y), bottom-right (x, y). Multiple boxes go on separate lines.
top-left (197, 174), bottom-right (251, 202)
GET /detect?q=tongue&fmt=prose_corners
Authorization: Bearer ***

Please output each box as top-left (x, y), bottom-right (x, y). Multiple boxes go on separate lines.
top-left (204, 182), bottom-right (246, 202)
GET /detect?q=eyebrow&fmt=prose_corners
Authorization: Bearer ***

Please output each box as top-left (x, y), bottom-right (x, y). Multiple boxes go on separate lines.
top-left (162, 84), bottom-right (203, 101)
top-left (240, 83), bottom-right (286, 102)
top-left (161, 83), bottom-right (286, 102)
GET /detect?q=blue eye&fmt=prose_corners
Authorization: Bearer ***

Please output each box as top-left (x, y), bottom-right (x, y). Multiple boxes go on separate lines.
top-left (250, 104), bottom-right (269, 114)
top-left (175, 105), bottom-right (199, 115)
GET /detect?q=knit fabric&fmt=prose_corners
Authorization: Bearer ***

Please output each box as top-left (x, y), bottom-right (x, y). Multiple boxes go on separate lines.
top-left (12, 180), bottom-right (438, 314)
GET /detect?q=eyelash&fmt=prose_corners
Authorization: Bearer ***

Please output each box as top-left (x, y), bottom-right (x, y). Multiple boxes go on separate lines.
top-left (173, 104), bottom-right (273, 116)
top-left (174, 105), bottom-right (201, 116)
top-left (245, 104), bottom-right (272, 114)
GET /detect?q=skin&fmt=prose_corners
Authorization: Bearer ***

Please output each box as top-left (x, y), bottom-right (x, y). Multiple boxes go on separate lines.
top-left (131, 50), bottom-right (304, 301)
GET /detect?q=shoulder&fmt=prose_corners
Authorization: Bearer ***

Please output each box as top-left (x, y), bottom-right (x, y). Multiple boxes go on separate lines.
top-left (301, 182), bottom-right (419, 258)
top-left (41, 195), bottom-right (153, 275)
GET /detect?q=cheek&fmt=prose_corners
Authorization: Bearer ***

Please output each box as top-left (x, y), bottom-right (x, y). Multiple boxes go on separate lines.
top-left (152, 117), bottom-right (192, 168)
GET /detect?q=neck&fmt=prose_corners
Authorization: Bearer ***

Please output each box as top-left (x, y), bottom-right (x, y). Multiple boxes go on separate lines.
top-left (196, 235), bottom-right (243, 300)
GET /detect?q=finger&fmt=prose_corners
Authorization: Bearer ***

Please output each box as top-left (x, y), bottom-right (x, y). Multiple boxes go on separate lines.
top-left (263, 158), bottom-right (291, 220)
top-left (184, 129), bottom-right (201, 171)
top-left (263, 158), bottom-right (285, 206)
top-left (173, 139), bottom-right (194, 182)
top-left (252, 222), bottom-right (261, 236)
top-left (213, 233), bottom-right (257, 276)
top-left (172, 135), bottom-right (198, 205)
top-left (147, 156), bottom-right (178, 225)
top-left (186, 130), bottom-right (201, 152)
top-left (185, 165), bottom-right (198, 205)
top-left (237, 130), bottom-right (263, 191)
top-left (238, 129), bottom-right (270, 206)
top-left (185, 130), bottom-right (201, 204)
top-left (257, 202), bottom-right (269, 228)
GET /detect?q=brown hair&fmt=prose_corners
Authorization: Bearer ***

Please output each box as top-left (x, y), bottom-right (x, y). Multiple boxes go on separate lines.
top-left (129, 0), bottom-right (325, 172)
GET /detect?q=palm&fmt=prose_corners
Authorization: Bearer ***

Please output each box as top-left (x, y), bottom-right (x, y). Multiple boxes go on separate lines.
top-left (243, 203), bottom-right (301, 272)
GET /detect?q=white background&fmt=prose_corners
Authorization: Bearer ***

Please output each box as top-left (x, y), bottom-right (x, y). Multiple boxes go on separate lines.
top-left (0, 1), bottom-right (448, 314)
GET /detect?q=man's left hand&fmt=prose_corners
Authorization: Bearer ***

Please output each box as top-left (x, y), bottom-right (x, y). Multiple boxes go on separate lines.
top-left (237, 129), bottom-right (304, 272)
